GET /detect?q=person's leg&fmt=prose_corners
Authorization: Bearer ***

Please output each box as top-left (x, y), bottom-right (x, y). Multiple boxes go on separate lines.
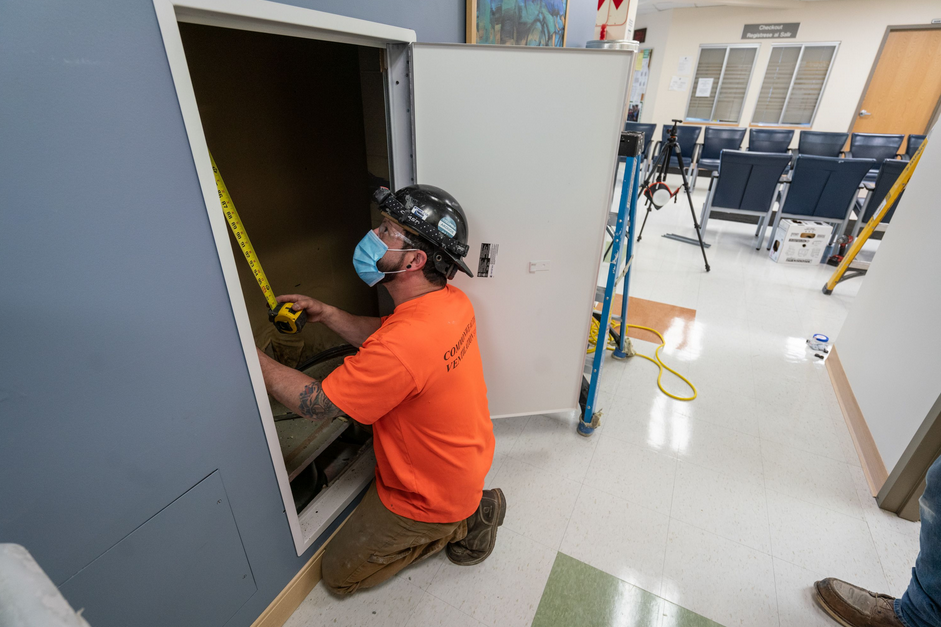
top-left (814, 456), bottom-right (941, 627)
top-left (896, 456), bottom-right (941, 627)
top-left (321, 483), bottom-right (466, 595)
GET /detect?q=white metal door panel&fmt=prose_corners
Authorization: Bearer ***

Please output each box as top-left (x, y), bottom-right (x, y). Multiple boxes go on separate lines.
top-left (411, 44), bottom-right (633, 419)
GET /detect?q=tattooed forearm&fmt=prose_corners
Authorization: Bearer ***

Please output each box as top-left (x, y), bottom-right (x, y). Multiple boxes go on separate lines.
top-left (297, 379), bottom-right (342, 422)
top-left (255, 349), bottom-right (343, 423)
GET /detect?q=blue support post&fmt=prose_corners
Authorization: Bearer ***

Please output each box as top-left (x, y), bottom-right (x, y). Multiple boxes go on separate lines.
top-left (578, 132), bottom-right (643, 437)
top-left (613, 157), bottom-right (641, 359)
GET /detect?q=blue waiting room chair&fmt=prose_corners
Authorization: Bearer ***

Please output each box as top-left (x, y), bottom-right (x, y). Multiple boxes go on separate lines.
top-left (624, 121), bottom-right (657, 178)
top-left (651, 124), bottom-right (702, 181)
top-left (766, 155), bottom-right (876, 250)
top-left (796, 131), bottom-right (849, 158)
top-left (902, 134), bottom-right (927, 161)
top-left (851, 159), bottom-right (907, 238)
top-left (846, 132), bottom-right (904, 183)
top-left (698, 150), bottom-right (792, 248)
top-left (690, 126), bottom-right (747, 190)
top-left (748, 128), bottom-right (794, 154)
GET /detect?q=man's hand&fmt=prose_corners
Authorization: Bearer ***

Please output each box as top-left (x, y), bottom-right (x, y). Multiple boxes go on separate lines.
top-left (277, 294), bottom-right (381, 348)
top-left (276, 294), bottom-right (331, 324)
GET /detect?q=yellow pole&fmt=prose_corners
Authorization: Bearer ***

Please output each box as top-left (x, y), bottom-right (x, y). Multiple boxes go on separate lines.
top-left (823, 138), bottom-right (927, 294)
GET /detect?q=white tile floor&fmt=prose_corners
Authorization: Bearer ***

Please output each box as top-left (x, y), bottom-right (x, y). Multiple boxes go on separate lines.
top-left (285, 179), bottom-right (920, 627)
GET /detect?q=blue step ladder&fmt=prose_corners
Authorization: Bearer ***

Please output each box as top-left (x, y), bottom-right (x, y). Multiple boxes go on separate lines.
top-left (577, 131), bottom-right (643, 437)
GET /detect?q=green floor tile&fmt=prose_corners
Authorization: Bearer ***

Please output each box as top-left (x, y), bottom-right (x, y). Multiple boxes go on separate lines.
top-left (531, 553), bottom-right (724, 627)
top-left (532, 553), bottom-right (662, 627)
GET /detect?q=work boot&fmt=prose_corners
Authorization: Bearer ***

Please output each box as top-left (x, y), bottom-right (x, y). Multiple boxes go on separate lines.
top-left (814, 578), bottom-right (905, 627)
top-left (446, 488), bottom-right (506, 566)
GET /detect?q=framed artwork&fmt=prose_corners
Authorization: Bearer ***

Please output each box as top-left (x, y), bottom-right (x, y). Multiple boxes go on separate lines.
top-left (466, 0), bottom-right (570, 46)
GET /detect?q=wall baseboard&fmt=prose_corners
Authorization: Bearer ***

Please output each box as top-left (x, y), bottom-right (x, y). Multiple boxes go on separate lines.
top-left (249, 522), bottom-right (346, 627)
top-left (827, 346), bottom-right (889, 496)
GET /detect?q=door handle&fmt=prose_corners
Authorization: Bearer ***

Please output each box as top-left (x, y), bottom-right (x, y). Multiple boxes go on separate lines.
top-left (858, 109), bottom-right (872, 118)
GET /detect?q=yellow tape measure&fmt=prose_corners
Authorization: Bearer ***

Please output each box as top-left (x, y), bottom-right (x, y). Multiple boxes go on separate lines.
top-left (210, 154), bottom-right (306, 334)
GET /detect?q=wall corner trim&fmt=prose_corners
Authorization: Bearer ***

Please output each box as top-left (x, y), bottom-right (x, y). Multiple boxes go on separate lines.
top-left (827, 346), bottom-right (889, 495)
top-left (249, 519), bottom-right (348, 627)
top-left (249, 552), bottom-right (322, 627)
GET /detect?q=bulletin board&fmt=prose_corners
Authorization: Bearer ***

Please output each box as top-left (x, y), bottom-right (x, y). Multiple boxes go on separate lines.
top-left (628, 48), bottom-right (652, 121)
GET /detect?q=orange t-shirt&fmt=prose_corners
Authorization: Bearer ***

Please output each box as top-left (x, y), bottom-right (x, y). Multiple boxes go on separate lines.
top-left (322, 285), bottom-right (494, 523)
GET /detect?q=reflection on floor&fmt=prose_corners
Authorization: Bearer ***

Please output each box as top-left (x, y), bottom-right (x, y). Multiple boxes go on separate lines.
top-left (284, 178), bottom-right (920, 627)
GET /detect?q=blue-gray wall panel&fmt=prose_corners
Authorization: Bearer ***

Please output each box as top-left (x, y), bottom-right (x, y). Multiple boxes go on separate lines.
top-left (58, 472), bottom-right (257, 627)
top-left (0, 0), bottom-right (462, 625)
top-left (284, 0), bottom-right (465, 43)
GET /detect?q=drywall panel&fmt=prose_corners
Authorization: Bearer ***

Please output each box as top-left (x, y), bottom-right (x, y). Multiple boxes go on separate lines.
top-left (59, 472), bottom-right (256, 627)
top-left (412, 44), bottom-right (633, 418)
top-left (635, 0), bottom-right (940, 134)
top-left (837, 120), bottom-right (941, 474)
top-left (293, 0), bottom-right (463, 43)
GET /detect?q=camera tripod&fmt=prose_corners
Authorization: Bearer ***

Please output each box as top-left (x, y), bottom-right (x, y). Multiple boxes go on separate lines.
top-left (636, 119), bottom-right (710, 272)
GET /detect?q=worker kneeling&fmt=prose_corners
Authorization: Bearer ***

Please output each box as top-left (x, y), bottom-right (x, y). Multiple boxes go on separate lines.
top-left (256, 185), bottom-right (503, 595)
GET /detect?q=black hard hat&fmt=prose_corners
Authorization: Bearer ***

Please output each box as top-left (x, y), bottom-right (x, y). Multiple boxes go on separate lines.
top-left (374, 185), bottom-right (474, 279)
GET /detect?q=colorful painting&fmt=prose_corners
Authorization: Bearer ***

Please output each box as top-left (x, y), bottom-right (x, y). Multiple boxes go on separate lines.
top-left (467, 0), bottom-right (569, 47)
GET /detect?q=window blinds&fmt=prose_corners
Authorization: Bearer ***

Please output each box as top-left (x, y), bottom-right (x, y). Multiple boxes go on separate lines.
top-left (686, 46), bottom-right (758, 123)
top-left (687, 48), bottom-right (726, 121)
top-left (753, 44), bottom-right (837, 126)
top-left (714, 47), bottom-right (758, 123)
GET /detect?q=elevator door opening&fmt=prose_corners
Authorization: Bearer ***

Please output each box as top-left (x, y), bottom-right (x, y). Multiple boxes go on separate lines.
top-left (178, 22), bottom-right (390, 522)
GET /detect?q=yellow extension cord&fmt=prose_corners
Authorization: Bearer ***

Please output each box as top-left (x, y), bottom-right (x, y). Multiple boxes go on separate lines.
top-left (588, 317), bottom-right (697, 401)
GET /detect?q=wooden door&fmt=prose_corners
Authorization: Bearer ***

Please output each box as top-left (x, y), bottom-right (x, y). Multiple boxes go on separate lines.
top-left (851, 28), bottom-right (941, 137)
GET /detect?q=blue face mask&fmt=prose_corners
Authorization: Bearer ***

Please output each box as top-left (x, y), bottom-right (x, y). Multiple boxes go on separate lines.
top-left (352, 230), bottom-right (417, 287)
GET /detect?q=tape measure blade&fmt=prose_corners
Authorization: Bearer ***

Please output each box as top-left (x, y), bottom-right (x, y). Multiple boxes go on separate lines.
top-left (210, 153), bottom-right (279, 311)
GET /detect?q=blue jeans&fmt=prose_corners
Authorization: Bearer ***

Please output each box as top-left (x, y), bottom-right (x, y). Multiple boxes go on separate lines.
top-left (896, 455), bottom-right (941, 627)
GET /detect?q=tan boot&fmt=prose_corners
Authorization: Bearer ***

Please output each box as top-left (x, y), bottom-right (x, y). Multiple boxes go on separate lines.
top-left (446, 489), bottom-right (506, 566)
top-left (814, 578), bottom-right (905, 627)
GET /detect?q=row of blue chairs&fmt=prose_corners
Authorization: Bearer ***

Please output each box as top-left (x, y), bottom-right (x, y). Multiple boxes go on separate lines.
top-left (625, 122), bottom-right (925, 188)
top-left (697, 150), bottom-right (907, 250)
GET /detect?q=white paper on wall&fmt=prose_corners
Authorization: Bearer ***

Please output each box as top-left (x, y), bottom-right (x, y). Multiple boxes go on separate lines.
top-left (677, 56), bottom-right (692, 75)
top-left (668, 76), bottom-right (689, 91)
top-left (695, 77), bottom-right (714, 97)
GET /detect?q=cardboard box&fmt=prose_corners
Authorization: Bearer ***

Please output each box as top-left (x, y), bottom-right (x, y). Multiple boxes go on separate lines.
top-left (769, 219), bottom-right (833, 265)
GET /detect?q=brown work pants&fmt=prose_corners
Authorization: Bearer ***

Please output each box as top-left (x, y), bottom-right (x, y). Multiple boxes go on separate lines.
top-left (321, 482), bottom-right (468, 595)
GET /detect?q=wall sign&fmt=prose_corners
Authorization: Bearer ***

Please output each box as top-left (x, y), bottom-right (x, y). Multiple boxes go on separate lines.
top-left (477, 243), bottom-right (499, 277)
top-left (741, 23), bottom-right (800, 40)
